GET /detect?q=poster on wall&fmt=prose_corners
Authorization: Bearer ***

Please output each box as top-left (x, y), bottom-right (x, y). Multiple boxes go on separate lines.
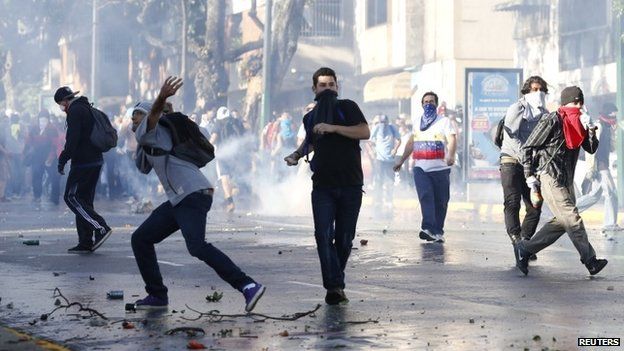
top-left (464, 68), bottom-right (522, 181)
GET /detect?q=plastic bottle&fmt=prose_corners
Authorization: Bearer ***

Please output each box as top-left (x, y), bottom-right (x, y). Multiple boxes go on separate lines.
top-left (530, 183), bottom-right (542, 208)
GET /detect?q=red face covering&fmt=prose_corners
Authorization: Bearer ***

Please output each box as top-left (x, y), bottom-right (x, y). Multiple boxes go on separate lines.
top-left (599, 114), bottom-right (617, 128)
top-left (558, 106), bottom-right (586, 149)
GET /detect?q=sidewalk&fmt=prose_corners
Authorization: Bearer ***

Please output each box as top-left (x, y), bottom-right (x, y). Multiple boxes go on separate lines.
top-left (0, 326), bottom-right (70, 351)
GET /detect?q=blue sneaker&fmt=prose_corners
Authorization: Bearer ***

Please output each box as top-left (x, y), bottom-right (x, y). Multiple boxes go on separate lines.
top-left (243, 283), bottom-right (265, 312)
top-left (135, 295), bottom-right (168, 310)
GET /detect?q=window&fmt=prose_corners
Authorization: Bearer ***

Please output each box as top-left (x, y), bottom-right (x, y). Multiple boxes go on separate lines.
top-left (559, 0), bottom-right (607, 33)
top-left (301, 0), bottom-right (342, 37)
top-left (366, 0), bottom-right (387, 28)
top-left (558, 0), bottom-right (614, 70)
top-left (512, 5), bottom-right (550, 39)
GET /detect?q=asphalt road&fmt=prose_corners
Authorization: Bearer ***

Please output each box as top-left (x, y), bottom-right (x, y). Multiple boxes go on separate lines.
top-left (0, 199), bottom-right (623, 350)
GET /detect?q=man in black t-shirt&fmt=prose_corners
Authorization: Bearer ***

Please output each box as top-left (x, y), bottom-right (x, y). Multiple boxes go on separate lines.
top-left (284, 67), bottom-right (370, 305)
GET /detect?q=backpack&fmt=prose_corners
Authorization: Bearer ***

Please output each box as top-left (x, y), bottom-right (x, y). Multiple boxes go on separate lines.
top-left (89, 107), bottom-right (118, 152)
top-left (494, 118), bottom-right (505, 148)
top-left (157, 112), bottom-right (215, 167)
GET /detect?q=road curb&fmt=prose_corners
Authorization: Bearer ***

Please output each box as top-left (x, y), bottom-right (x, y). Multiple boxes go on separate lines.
top-left (0, 326), bottom-right (71, 351)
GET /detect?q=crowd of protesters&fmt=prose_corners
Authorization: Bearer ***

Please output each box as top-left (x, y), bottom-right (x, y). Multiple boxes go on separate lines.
top-left (0, 100), bottom-right (435, 216)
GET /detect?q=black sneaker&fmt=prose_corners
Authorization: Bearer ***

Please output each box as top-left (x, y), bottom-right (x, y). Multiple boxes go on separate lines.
top-left (419, 229), bottom-right (436, 242)
top-left (585, 257), bottom-right (608, 275)
top-left (92, 227), bottom-right (112, 252)
top-left (529, 253), bottom-right (538, 261)
top-left (513, 243), bottom-right (530, 275)
top-left (325, 289), bottom-right (349, 305)
top-left (67, 245), bottom-right (92, 254)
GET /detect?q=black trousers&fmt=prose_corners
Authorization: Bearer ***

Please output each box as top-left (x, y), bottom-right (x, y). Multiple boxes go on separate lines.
top-left (500, 162), bottom-right (541, 242)
top-left (32, 160), bottom-right (61, 204)
top-left (63, 164), bottom-right (109, 248)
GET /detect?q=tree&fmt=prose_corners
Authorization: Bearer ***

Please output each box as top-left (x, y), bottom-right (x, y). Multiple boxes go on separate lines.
top-left (241, 0), bottom-right (306, 130)
top-left (191, 0), bottom-right (228, 110)
top-left (0, 0), bottom-right (68, 111)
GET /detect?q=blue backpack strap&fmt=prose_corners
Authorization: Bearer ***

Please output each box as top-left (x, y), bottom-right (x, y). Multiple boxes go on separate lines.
top-left (337, 107), bottom-right (345, 122)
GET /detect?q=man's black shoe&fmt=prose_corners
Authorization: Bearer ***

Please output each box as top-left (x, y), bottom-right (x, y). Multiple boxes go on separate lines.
top-left (68, 245), bottom-right (92, 254)
top-left (585, 257), bottom-right (608, 275)
top-left (325, 289), bottom-right (349, 305)
top-left (514, 243), bottom-right (530, 275)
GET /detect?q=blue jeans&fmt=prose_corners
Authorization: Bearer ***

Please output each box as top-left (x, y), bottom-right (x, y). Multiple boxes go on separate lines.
top-left (311, 186), bottom-right (363, 290)
top-left (131, 191), bottom-right (254, 299)
top-left (413, 167), bottom-right (451, 235)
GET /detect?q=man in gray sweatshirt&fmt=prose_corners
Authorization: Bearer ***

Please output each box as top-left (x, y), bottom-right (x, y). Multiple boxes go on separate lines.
top-left (499, 76), bottom-right (549, 259)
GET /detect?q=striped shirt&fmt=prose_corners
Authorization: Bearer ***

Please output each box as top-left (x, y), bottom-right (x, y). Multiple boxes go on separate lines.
top-left (521, 111), bottom-right (598, 186)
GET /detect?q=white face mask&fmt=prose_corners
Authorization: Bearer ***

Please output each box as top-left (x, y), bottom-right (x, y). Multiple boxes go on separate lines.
top-left (524, 91), bottom-right (545, 109)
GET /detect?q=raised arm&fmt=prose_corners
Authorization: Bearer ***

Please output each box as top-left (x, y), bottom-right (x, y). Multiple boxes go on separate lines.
top-left (147, 76), bottom-right (183, 132)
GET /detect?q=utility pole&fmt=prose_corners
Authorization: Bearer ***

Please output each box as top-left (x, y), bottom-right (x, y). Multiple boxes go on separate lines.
top-left (180, 0), bottom-right (187, 110)
top-left (260, 0), bottom-right (273, 136)
top-left (617, 14), bottom-right (624, 206)
top-left (90, 0), bottom-right (98, 103)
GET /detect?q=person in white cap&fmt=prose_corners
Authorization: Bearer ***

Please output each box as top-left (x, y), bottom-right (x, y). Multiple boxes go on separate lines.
top-left (210, 106), bottom-right (245, 212)
top-left (128, 77), bottom-right (266, 311)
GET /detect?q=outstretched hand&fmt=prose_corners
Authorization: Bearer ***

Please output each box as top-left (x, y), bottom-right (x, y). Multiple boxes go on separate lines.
top-left (158, 76), bottom-right (183, 99)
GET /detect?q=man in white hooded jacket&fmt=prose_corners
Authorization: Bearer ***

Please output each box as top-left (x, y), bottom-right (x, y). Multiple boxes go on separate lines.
top-left (499, 76), bottom-right (549, 259)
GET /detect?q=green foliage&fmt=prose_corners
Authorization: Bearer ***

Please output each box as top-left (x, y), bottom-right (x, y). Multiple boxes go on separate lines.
top-left (13, 82), bottom-right (40, 112)
top-left (205, 291), bottom-right (223, 303)
top-left (615, 0), bottom-right (624, 17)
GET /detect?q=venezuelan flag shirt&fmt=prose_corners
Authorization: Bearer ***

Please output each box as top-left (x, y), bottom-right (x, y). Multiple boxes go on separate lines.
top-left (412, 114), bottom-right (456, 172)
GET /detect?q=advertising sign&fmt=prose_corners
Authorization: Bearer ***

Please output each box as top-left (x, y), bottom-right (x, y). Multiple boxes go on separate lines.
top-left (464, 68), bottom-right (522, 181)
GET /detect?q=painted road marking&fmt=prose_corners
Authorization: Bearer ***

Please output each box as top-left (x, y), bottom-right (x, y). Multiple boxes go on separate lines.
top-left (287, 281), bottom-right (372, 296)
top-left (126, 256), bottom-right (184, 267)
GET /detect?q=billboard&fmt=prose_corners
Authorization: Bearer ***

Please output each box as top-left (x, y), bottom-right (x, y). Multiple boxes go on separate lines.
top-left (464, 68), bottom-right (523, 181)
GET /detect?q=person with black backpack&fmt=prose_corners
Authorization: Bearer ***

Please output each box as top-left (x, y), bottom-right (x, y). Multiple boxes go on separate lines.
top-left (55, 86), bottom-right (112, 253)
top-left (499, 76), bottom-right (549, 260)
top-left (129, 77), bottom-right (265, 312)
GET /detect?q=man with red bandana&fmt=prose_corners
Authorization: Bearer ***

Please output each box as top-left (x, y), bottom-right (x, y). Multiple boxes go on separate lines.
top-left (515, 86), bottom-right (608, 276)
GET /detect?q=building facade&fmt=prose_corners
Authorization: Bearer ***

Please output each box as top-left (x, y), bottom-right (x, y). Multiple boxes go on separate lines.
top-left (497, 0), bottom-right (618, 109)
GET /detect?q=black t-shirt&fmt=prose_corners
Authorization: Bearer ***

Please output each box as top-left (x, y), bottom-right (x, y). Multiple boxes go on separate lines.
top-left (303, 99), bottom-right (367, 188)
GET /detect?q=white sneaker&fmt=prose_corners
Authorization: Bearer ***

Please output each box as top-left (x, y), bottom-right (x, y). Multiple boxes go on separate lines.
top-left (419, 229), bottom-right (436, 241)
top-left (434, 234), bottom-right (445, 243)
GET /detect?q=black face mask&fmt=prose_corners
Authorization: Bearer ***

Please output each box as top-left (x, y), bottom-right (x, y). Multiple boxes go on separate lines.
top-left (312, 89), bottom-right (339, 128)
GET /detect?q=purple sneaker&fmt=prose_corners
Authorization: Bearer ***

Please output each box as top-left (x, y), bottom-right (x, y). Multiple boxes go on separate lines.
top-left (135, 295), bottom-right (168, 310)
top-left (243, 283), bottom-right (265, 312)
